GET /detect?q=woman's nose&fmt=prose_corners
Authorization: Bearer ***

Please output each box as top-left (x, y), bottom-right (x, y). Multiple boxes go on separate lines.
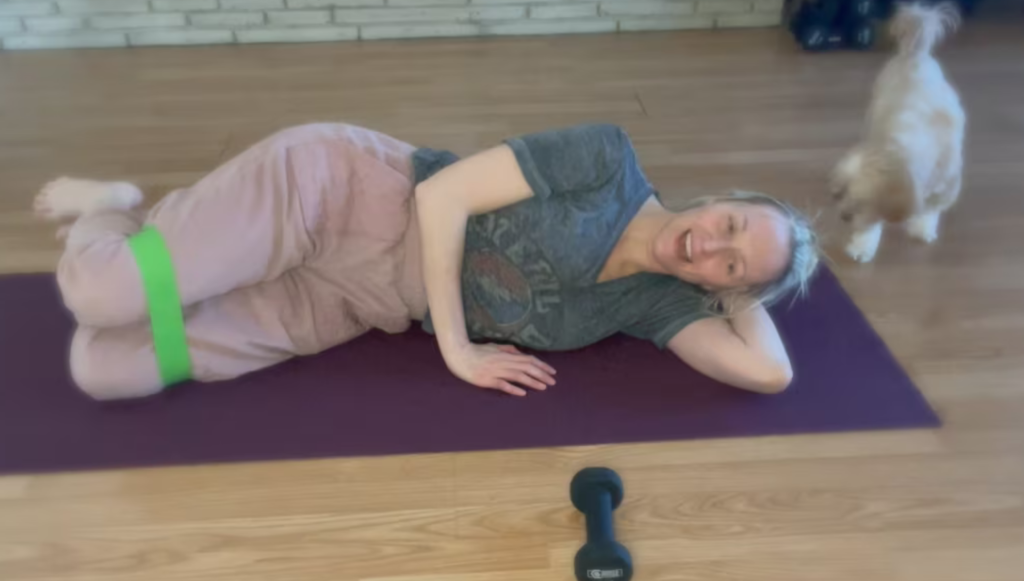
top-left (703, 238), bottom-right (729, 254)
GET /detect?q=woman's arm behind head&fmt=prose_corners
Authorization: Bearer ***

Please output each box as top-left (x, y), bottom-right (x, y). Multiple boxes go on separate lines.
top-left (666, 303), bottom-right (793, 395)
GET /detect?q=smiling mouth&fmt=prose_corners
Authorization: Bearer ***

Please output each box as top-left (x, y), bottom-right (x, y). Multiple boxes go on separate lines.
top-left (679, 230), bottom-right (693, 263)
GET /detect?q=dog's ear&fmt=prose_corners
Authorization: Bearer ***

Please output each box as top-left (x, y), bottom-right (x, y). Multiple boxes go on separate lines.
top-left (830, 148), bottom-right (864, 202)
top-left (873, 161), bottom-right (919, 223)
top-left (828, 171), bottom-right (847, 201)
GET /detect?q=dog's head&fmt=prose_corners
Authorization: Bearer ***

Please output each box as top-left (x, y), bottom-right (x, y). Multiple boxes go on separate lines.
top-left (830, 147), bottom-right (918, 225)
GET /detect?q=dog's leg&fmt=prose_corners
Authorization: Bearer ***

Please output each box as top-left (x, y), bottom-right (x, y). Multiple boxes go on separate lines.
top-left (846, 220), bottom-right (884, 263)
top-left (908, 172), bottom-right (961, 244)
top-left (906, 212), bottom-right (941, 243)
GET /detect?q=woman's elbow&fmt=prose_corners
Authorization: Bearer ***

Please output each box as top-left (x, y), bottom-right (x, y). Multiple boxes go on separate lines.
top-left (737, 364), bottom-right (790, 395)
top-left (747, 362), bottom-right (793, 395)
top-left (758, 366), bottom-right (793, 394)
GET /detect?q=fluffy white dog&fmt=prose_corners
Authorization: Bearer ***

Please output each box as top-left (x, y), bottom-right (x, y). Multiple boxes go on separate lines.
top-left (831, 1), bottom-right (965, 263)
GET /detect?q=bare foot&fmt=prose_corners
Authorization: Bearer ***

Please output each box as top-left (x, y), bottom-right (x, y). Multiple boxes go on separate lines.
top-left (33, 178), bottom-right (143, 222)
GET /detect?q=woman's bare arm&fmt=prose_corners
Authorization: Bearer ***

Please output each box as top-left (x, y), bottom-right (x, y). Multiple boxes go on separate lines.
top-left (667, 302), bottom-right (793, 394)
top-left (415, 145), bottom-right (556, 396)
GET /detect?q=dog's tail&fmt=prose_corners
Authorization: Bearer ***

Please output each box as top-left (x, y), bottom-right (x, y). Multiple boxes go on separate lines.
top-left (890, 1), bottom-right (961, 57)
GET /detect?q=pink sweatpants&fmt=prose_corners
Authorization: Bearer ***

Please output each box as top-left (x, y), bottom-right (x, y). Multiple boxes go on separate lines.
top-left (58, 124), bottom-right (426, 400)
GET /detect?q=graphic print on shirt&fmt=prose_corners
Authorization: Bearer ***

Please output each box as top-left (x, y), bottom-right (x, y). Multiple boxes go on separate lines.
top-left (463, 212), bottom-right (562, 348)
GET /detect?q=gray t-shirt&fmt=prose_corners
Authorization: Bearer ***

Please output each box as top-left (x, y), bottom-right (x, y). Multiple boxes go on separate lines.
top-left (413, 123), bottom-right (712, 351)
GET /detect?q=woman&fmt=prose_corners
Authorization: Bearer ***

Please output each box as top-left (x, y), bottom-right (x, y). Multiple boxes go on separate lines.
top-left (34, 122), bottom-right (819, 400)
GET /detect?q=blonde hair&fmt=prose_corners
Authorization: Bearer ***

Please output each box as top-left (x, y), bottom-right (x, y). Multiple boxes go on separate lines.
top-left (671, 190), bottom-right (821, 314)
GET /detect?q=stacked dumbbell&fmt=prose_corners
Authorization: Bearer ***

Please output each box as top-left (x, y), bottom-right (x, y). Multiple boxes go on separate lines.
top-left (790, 0), bottom-right (878, 52)
top-left (571, 468), bottom-right (633, 581)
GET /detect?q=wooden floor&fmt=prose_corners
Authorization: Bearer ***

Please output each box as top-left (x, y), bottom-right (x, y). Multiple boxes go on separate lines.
top-left (2, 21), bottom-right (1024, 581)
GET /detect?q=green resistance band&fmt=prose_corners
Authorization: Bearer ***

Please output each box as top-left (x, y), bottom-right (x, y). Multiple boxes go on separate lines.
top-left (127, 226), bottom-right (192, 386)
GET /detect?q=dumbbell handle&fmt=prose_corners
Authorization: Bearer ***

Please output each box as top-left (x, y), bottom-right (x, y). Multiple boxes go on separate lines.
top-left (585, 489), bottom-right (615, 544)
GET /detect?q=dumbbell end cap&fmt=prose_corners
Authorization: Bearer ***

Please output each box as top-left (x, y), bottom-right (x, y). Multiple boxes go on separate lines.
top-left (571, 467), bottom-right (624, 513)
top-left (575, 541), bottom-right (633, 581)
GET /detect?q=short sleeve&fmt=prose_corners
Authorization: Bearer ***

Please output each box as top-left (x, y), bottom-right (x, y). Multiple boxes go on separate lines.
top-left (504, 124), bottom-right (633, 199)
top-left (411, 147), bottom-right (461, 185)
top-left (621, 281), bottom-right (715, 350)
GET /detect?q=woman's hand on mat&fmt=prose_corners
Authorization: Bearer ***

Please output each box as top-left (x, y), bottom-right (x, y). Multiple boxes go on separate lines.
top-left (448, 343), bottom-right (556, 396)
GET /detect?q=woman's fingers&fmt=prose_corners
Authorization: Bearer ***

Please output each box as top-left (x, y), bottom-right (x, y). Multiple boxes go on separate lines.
top-left (498, 354), bottom-right (556, 384)
top-left (527, 355), bottom-right (557, 376)
top-left (493, 379), bottom-right (527, 397)
top-left (491, 345), bottom-right (556, 376)
top-left (509, 371), bottom-right (547, 391)
top-left (499, 354), bottom-right (557, 377)
top-left (470, 345), bottom-right (558, 396)
top-left (512, 362), bottom-right (555, 386)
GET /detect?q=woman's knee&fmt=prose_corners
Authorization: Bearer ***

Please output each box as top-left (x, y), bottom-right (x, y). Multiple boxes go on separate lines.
top-left (70, 328), bottom-right (163, 401)
top-left (58, 237), bottom-right (147, 328)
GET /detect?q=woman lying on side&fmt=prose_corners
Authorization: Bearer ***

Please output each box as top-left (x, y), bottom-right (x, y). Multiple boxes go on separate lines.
top-left (34, 122), bottom-right (819, 400)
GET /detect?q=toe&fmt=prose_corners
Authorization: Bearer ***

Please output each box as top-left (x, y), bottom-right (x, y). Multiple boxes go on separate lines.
top-left (41, 178), bottom-right (64, 194)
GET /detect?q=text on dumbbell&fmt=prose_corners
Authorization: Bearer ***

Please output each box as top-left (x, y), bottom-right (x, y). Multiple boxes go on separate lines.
top-left (587, 569), bottom-right (625, 579)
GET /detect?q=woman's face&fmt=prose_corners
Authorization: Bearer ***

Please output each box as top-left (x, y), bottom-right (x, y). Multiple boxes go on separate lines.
top-left (653, 202), bottom-right (792, 291)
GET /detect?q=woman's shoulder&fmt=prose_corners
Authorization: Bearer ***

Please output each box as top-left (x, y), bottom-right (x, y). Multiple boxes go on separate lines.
top-left (515, 122), bottom-right (633, 149)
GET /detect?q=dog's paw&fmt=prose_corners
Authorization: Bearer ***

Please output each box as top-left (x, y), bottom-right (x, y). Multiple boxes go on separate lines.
top-left (845, 240), bottom-right (878, 263)
top-left (906, 214), bottom-right (940, 244)
top-left (845, 226), bottom-right (882, 263)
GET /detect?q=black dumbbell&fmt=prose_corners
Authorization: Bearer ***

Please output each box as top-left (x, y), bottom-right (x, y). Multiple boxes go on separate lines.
top-left (841, 0), bottom-right (876, 49)
top-left (796, 20), bottom-right (844, 52)
top-left (843, 18), bottom-right (875, 50)
top-left (570, 467), bottom-right (633, 581)
top-left (791, 0), bottom-right (845, 51)
top-left (845, 0), bottom-right (876, 20)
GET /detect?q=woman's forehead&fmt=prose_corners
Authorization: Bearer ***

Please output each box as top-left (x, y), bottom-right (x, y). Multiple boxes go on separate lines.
top-left (721, 201), bottom-right (784, 218)
top-left (745, 207), bottom-right (792, 280)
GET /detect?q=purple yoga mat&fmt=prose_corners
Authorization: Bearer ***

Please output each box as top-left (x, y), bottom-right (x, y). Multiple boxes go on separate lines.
top-left (0, 268), bottom-right (938, 475)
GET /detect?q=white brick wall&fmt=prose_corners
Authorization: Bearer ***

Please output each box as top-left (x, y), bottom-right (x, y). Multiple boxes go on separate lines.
top-left (24, 15), bottom-right (82, 30)
top-left (189, 11), bottom-right (265, 26)
top-left (267, 9), bottom-right (329, 24)
top-left (153, 0), bottom-right (216, 10)
top-left (0, 16), bottom-right (23, 31)
top-left (696, 0), bottom-right (749, 14)
top-left (130, 27), bottom-right (232, 44)
top-left (529, 3), bottom-right (596, 19)
top-left (220, 0), bottom-right (283, 9)
top-left (361, 21), bottom-right (476, 39)
top-left (601, 1), bottom-right (695, 17)
top-left (334, 6), bottom-right (527, 24)
top-left (481, 18), bottom-right (613, 35)
top-left (90, 12), bottom-right (185, 28)
top-left (6, 29), bottom-right (124, 47)
top-left (620, 14), bottom-right (712, 31)
top-left (58, 1), bottom-right (150, 14)
top-left (237, 24), bottom-right (354, 41)
top-left (0, 2), bottom-right (56, 17)
top-left (0, 0), bottom-right (783, 50)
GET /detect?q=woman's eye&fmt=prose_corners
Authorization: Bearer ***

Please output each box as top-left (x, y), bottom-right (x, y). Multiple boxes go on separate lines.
top-left (727, 262), bottom-right (736, 276)
top-left (728, 216), bottom-right (736, 234)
